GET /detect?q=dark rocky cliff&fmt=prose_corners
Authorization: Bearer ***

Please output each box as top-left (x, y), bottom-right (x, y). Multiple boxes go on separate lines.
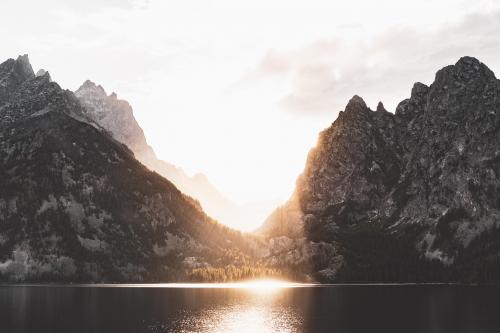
top-left (262, 57), bottom-right (500, 283)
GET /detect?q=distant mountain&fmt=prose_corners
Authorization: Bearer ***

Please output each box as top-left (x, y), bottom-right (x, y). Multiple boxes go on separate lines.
top-left (75, 80), bottom-right (278, 230)
top-left (262, 57), bottom-right (500, 283)
top-left (0, 55), bottom-right (264, 282)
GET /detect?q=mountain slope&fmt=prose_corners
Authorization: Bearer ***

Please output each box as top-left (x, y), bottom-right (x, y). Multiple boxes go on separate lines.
top-left (262, 57), bottom-right (500, 283)
top-left (0, 55), bottom-right (260, 282)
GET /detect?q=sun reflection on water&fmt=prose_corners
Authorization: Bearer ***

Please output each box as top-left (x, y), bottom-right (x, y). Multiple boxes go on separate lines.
top-left (145, 279), bottom-right (304, 333)
top-left (192, 304), bottom-right (300, 333)
top-left (166, 302), bottom-right (301, 333)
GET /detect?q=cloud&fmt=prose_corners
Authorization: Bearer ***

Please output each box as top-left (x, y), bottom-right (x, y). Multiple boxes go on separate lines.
top-left (48, 0), bottom-right (139, 11)
top-left (244, 10), bottom-right (500, 116)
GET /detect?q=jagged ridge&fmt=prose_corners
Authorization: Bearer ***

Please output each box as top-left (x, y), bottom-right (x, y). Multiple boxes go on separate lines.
top-left (262, 57), bottom-right (500, 283)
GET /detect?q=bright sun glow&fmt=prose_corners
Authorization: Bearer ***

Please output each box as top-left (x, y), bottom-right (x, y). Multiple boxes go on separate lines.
top-left (158, 279), bottom-right (302, 291)
top-left (91, 279), bottom-right (307, 290)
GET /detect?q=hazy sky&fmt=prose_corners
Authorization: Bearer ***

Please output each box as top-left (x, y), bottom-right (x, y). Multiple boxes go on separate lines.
top-left (2, 0), bottom-right (500, 204)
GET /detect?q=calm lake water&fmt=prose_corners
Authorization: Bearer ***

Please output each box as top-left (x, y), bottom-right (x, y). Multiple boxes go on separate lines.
top-left (0, 283), bottom-right (499, 333)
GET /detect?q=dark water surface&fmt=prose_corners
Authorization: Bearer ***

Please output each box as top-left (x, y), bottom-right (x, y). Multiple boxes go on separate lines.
top-left (0, 284), bottom-right (499, 333)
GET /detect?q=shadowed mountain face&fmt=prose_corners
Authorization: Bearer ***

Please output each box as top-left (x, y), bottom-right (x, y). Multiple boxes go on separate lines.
top-left (75, 81), bottom-right (279, 230)
top-left (262, 57), bottom-right (500, 283)
top-left (0, 55), bottom-right (259, 282)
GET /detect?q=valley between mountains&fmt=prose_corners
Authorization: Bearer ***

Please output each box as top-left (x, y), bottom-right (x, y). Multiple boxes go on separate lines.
top-left (1, 55), bottom-right (500, 283)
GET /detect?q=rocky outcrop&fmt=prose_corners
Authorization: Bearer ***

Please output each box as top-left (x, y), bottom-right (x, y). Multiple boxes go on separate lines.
top-left (0, 55), bottom-right (34, 102)
top-left (75, 80), bottom-right (156, 161)
top-left (0, 55), bottom-right (258, 282)
top-left (262, 57), bottom-right (500, 283)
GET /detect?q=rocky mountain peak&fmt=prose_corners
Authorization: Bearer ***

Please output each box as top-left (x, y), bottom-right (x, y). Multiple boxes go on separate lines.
top-left (344, 95), bottom-right (368, 112)
top-left (81, 79), bottom-right (96, 88)
top-left (35, 69), bottom-right (46, 76)
top-left (410, 82), bottom-right (429, 100)
top-left (14, 54), bottom-right (35, 80)
top-left (75, 80), bottom-right (145, 156)
top-left (0, 55), bottom-right (35, 101)
top-left (454, 56), bottom-right (494, 77)
top-left (433, 56), bottom-right (496, 91)
top-left (35, 69), bottom-right (52, 82)
top-left (376, 101), bottom-right (387, 113)
top-left (77, 79), bottom-right (107, 99)
top-left (394, 82), bottom-right (429, 121)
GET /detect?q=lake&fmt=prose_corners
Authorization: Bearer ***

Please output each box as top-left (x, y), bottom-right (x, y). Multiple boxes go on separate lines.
top-left (0, 283), bottom-right (499, 333)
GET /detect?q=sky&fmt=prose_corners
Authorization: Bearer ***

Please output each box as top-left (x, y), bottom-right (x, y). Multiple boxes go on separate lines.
top-left (1, 0), bottom-right (500, 209)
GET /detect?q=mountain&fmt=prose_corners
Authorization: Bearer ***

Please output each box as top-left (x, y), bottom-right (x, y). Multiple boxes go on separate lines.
top-left (74, 81), bottom-right (278, 230)
top-left (74, 80), bottom-right (156, 162)
top-left (262, 57), bottom-right (500, 283)
top-left (0, 55), bottom-right (265, 282)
